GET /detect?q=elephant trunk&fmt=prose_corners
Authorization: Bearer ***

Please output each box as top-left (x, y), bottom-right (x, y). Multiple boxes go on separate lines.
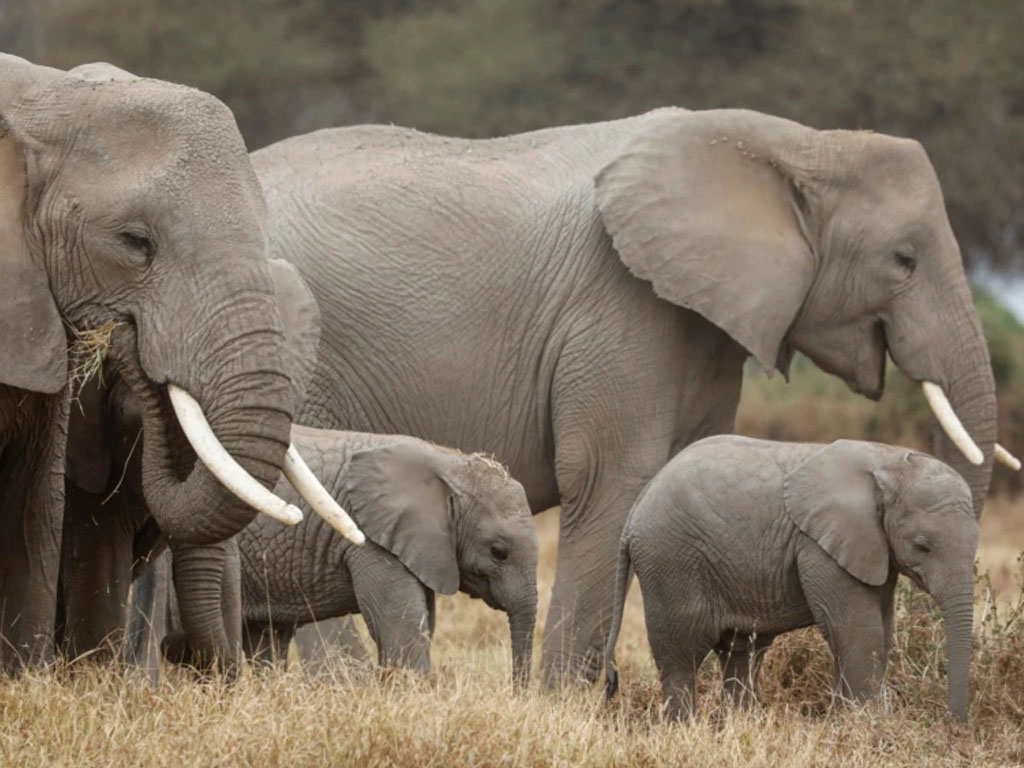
top-left (508, 590), bottom-right (538, 686)
top-left (116, 297), bottom-right (294, 545)
top-left (937, 587), bottom-right (974, 722)
top-left (926, 295), bottom-right (996, 517)
top-left (166, 540), bottom-right (241, 675)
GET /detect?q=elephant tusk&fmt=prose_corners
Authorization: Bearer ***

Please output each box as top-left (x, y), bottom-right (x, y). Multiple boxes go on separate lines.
top-left (994, 443), bottom-right (1022, 471)
top-left (167, 384), bottom-right (304, 526)
top-left (921, 382), bottom-right (984, 467)
top-left (283, 444), bottom-right (366, 545)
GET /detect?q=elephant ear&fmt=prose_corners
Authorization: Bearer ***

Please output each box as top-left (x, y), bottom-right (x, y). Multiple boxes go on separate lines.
top-left (345, 442), bottom-right (459, 595)
top-left (0, 115), bottom-right (66, 393)
top-left (595, 108), bottom-right (818, 373)
top-left (782, 440), bottom-right (892, 586)
top-left (267, 259), bottom-right (320, 410)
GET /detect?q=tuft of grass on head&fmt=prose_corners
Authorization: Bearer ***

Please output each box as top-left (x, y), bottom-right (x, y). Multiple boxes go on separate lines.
top-left (67, 318), bottom-right (120, 403)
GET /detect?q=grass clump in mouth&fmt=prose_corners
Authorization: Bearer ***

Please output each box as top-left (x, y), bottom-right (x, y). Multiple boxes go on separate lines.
top-left (67, 318), bottom-right (121, 403)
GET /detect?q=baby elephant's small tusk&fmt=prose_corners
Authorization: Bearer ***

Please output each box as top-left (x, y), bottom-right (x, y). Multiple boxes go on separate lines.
top-left (994, 443), bottom-right (1021, 471)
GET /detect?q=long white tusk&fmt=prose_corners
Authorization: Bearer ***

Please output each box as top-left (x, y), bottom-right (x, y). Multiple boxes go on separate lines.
top-left (920, 381), bottom-right (984, 467)
top-left (283, 444), bottom-right (365, 545)
top-left (167, 384), bottom-right (303, 526)
top-left (994, 443), bottom-right (1022, 471)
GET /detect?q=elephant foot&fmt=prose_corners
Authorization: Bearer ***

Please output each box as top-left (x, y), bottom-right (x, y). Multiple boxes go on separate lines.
top-left (160, 632), bottom-right (239, 680)
top-left (540, 646), bottom-right (603, 690)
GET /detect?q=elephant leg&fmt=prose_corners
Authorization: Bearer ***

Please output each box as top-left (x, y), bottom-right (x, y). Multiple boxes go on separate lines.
top-left (221, 538), bottom-right (242, 659)
top-left (543, 444), bottom-right (670, 686)
top-left (799, 551), bottom-right (888, 707)
top-left (641, 574), bottom-right (715, 721)
top-left (125, 551), bottom-right (170, 683)
top-left (879, 574), bottom-right (898, 662)
top-left (243, 620), bottom-right (293, 669)
top-left (715, 631), bottom-right (775, 708)
top-left (355, 567), bottom-right (433, 675)
top-left (0, 394), bottom-right (67, 673)
top-left (649, 619), bottom-right (713, 721)
top-left (169, 540), bottom-right (240, 676)
top-left (829, 617), bottom-right (888, 706)
top-left (59, 484), bottom-right (134, 662)
top-left (293, 617), bottom-right (369, 676)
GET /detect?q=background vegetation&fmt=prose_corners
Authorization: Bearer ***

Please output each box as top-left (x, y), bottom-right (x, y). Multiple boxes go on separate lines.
top-left (2, 0), bottom-right (1022, 270)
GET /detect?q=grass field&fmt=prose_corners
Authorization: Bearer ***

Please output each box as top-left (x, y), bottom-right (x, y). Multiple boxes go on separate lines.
top-left (3, 360), bottom-right (1024, 767)
top-left (1, 506), bottom-right (1023, 767)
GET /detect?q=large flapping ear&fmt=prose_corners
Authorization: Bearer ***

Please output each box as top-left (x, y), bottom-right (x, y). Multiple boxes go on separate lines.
top-left (267, 259), bottom-right (321, 410)
top-left (0, 115), bottom-right (66, 393)
top-left (345, 442), bottom-right (459, 595)
top-left (782, 440), bottom-right (892, 586)
top-left (595, 108), bottom-right (818, 373)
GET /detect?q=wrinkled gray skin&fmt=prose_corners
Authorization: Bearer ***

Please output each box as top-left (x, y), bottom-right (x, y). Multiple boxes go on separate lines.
top-left (59, 258), bottom-right (320, 671)
top-left (0, 55), bottom-right (297, 672)
top-left (605, 436), bottom-right (978, 722)
top-left (238, 431), bottom-right (538, 682)
top-left (252, 108), bottom-right (996, 684)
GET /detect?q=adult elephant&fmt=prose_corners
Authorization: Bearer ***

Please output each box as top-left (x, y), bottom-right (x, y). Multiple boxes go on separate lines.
top-left (60, 258), bottom-right (327, 669)
top-left (0, 55), bottom-right (355, 672)
top-left (252, 108), bottom-right (1008, 685)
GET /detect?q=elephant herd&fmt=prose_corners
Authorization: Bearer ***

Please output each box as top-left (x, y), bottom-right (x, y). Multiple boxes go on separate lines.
top-left (0, 53), bottom-right (1018, 722)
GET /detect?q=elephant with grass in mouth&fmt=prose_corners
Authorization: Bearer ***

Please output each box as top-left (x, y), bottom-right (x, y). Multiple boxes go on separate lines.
top-left (59, 254), bottom-right (345, 671)
top-left (0, 55), bottom-right (360, 672)
top-left (604, 436), bottom-right (978, 721)
top-left (252, 107), bottom-right (1015, 684)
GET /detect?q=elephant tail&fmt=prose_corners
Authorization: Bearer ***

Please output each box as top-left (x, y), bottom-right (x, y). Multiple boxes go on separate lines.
top-left (604, 528), bottom-right (633, 701)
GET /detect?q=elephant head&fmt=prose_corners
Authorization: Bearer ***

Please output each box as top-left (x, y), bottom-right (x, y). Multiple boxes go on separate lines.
top-left (0, 53), bottom-right (357, 546)
top-left (61, 258), bottom-right (326, 666)
top-left (346, 442), bottom-right (539, 684)
top-left (596, 108), bottom-right (1009, 515)
top-left (783, 440), bottom-right (978, 720)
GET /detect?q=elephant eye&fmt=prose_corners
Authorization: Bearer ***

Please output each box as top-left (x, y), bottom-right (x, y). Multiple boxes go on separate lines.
top-left (490, 542), bottom-right (509, 561)
top-left (912, 535), bottom-right (931, 553)
top-left (120, 229), bottom-right (156, 260)
top-left (894, 250), bottom-right (917, 275)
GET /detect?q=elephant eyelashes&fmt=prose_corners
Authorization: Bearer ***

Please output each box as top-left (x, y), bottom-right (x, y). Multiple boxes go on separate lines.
top-left (894, 251), bottom-right (917, 275)
top-left (490, 542), bottom-right (509, 561)
top-left (120, 230), bottom-right (156, 261)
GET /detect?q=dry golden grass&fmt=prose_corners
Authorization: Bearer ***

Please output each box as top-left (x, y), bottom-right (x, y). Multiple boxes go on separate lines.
top-left (2, 509), bottom-right (1023, 767)
top-left (67, 319), bottom-right (120, 402)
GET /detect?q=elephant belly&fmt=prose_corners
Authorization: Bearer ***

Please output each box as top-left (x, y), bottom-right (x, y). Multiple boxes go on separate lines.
top-left (240, 551), bottom-right (358, 626)
top-left (713, 568), bottom-right (816, 637)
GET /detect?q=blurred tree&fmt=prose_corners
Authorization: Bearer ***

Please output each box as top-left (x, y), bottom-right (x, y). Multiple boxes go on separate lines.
top-left (1, 0), bottom-right (367, 148)
top-left (363, 0), bottom-right (1024, 269)
top-left (2, 0), bottom-right (1021, 269)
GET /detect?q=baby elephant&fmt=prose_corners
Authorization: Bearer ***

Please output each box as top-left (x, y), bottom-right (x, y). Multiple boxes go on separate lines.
top-left (605, 436), bottom-right (978, 721)
top-left (240, 428), bottom-right (539, 682)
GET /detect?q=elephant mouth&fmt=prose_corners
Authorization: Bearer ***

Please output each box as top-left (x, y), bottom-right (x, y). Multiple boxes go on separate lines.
top-left (459, 572), bottom-right (499, 607)
top-left (850, 320), bottom-right (887, 400)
